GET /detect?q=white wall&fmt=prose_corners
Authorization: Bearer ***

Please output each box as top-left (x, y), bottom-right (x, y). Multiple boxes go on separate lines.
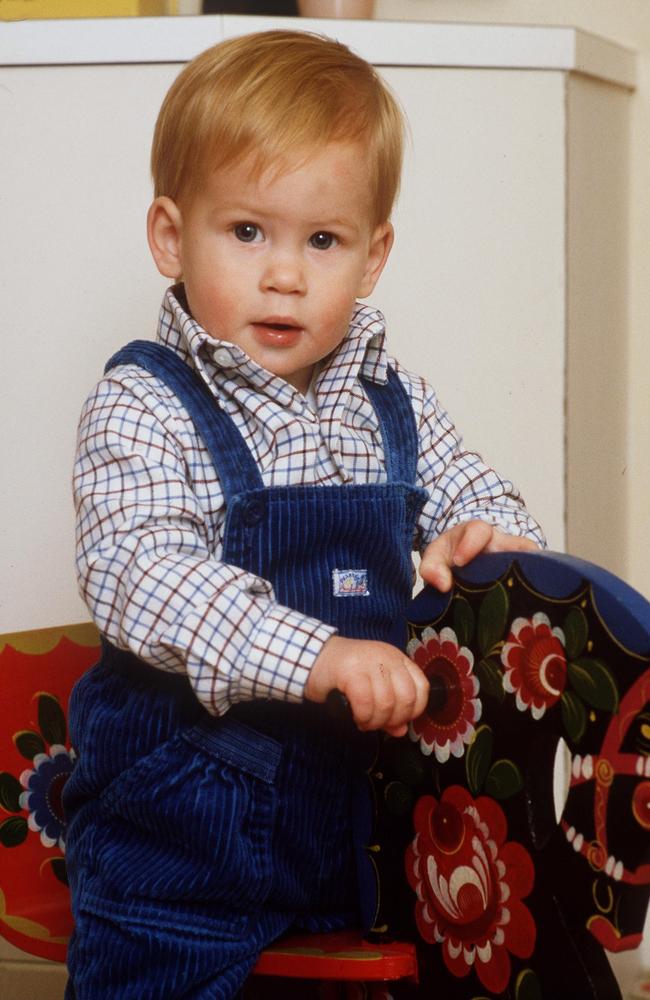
top-left (375, 0), bottom-right (650, 598)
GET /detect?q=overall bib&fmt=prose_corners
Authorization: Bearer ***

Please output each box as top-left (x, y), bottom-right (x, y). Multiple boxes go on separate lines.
top-left (64, 341), bottom-right (427, 1000)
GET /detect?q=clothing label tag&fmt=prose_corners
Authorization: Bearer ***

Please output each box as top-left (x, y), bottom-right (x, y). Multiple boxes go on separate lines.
top-left (332, 569), bottom-right (369, 597)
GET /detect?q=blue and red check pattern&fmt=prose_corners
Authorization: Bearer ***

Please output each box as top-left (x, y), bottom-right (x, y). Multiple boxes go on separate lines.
top-left (73, 286), bottom-right (544, 716)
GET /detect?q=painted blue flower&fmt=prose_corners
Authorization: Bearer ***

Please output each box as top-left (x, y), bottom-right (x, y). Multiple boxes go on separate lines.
top-left (19, 745), bottom-right (76, 850)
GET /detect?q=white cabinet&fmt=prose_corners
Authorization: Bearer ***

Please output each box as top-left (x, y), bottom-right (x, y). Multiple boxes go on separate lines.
top-left (0, 16), bottom-right (634, 630)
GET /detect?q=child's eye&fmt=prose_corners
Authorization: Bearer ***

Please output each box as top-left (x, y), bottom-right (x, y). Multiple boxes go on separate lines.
top-left (234, 222), bottom-right (262, 243)
top-left (309, 231), bottom-right (337, 250)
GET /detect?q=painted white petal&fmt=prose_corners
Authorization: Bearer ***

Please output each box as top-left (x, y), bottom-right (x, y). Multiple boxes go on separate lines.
top-left (566, 825), bottom-right (576, 843)
top-left (605, 856), bottom-right (615, 876)
top-left (510, 617), bottom-right (531, 638)
top-left (477, 940), bottom-right (492, 964)
top-left (531, 702), bottom-right (546, 721)
top-left (440, 627), bottom-right (459, 646)
top-left (573, 756), bottom-right (582, 779)
top-left (502, 672), bottom-right (516, 693)
top-left (613, 860), bottom-right (624, 882)
top-left (516, 692), bottom-right (529, 713)
top-left (493, 927), bottom-right (505, 946)
top-left (501, 642), bottom-right (517, 663)
top-left (532, 612), bottom-right (551, 629)
top-left (552, 626), bottom-right (566, 646)
top-left (582, 756), bottom-right (594, 780)
top-left (573, 833), bottom-right (584, 852)
top-left (447, 939), bottom-right (463, 959)
top-left (435, 742), bottom-right (451, 764)
top-left (40, 829), bottom-right (57, 849)
top-left (463, 946), bottom-right (475, 966)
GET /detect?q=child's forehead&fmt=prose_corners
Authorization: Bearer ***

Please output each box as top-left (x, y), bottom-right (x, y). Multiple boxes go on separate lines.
top-left (200, 140), bottom-right (370, 202)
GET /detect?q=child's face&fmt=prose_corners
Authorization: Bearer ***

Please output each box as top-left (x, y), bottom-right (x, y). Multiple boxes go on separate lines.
top-left (148, 142), bottom-right (393, 394)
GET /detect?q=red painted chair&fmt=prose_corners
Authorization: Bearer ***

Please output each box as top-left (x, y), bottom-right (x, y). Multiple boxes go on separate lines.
top-left (1, 551), bottom-right (648, 998)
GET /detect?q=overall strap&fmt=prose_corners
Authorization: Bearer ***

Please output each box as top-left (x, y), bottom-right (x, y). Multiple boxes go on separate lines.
top-left (360, 367), bottom-right (420, 484)
top-left (104, 340), bottom-right (264, 497)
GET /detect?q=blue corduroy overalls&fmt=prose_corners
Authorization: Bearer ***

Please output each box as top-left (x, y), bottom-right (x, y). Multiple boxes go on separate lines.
top-left (63, 341), bottom-right (427, 999)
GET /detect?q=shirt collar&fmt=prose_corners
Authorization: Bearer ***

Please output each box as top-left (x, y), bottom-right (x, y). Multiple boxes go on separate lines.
top-left (156, 284), bottom-right (390, 392)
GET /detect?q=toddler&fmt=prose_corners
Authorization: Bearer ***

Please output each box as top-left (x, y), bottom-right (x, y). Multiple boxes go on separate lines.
top-left (64, 29), bottom-right (544, 999)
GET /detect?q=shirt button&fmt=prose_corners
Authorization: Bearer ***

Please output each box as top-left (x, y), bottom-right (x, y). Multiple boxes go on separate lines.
top-left (213, 348), bottom-right (232, 367)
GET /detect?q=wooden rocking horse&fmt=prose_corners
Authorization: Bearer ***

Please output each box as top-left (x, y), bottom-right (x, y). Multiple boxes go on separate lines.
top-left (1, 550), bottom-right (648, 998)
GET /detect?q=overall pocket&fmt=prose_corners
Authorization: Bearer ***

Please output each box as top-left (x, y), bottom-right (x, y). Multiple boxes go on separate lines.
top-left (93, 716), bottom-right (282, 914)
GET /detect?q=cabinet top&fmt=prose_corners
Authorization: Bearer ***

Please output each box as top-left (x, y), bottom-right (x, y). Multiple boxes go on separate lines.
top-left (0, 13), bottom-right (636, 89)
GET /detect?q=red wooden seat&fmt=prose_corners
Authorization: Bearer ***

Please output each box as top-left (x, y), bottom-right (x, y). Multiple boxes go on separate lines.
top-left (251, 929), bottom-right (417, 981)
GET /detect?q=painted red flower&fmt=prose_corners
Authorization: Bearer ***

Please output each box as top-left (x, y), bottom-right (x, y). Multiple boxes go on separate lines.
top-left (405, 787), bottom-right (535, 994)
top-left (501, 612), bottom-right (567, 719)
top-left (407, 626), bottom-right (481, 762)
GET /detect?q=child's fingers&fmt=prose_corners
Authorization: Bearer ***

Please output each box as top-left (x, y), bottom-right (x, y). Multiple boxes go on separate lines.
top-left (420, 521), bottom-right (539, 591)
top-left (345, 653), bottom-right (423, 733)
top-left (485, 530), bottom-right (539, 555)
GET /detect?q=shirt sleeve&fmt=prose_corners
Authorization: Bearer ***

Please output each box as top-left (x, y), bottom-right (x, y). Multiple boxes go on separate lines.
top-left (73, 372), bottom-right (335, 717)
top-left (409, 376), bottom-right (546, 549)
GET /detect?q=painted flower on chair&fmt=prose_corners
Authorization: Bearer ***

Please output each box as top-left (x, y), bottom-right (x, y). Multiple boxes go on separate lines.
top-left (501, 612), bottom-right (567, 719)
top-left (407, 626), bottom-right (481, 762)
top-left (18, 745), bottom-right (76, 850)
top-left (405, 786), bottom-right (535, 994)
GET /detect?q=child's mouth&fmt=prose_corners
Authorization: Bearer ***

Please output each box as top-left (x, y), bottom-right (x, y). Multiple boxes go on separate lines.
top-left (252, 319), bottom-right (302, 345)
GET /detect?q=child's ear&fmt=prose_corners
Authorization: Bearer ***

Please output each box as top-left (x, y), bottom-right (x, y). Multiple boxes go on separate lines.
top-left (147, 196), bottom-right (184, 279)
top-left (358, 222), bottom-right (394, 299)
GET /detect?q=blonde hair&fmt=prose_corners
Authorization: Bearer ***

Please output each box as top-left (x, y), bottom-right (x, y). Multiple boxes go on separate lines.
top-left (151, 30), bottom-right (405, 226)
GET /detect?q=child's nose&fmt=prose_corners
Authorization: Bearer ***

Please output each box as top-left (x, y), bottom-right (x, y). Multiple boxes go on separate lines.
top-left (260, 251), bottom-right (306, 295)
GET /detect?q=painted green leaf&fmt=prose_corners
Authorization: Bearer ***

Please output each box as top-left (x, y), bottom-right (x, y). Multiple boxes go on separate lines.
top-left (38, 693), bottom-right (67, 746)
top-left (476, 657), bottom-right (505, 703)
top-left (466, 724), bottom-right (493, 796)
top-left (569, 658), bottom-right (619, 712)
top-left (562, 606), bottom-right (588, 660)
top-left (477, 583), bottom-right (509, 657)
top-left (452, 595), bottom-right (475, 647)
top-left (14, 730), bottom-right (46, 761)
top-left (0, 772), bottom-right (23, 813)
top-left (50, 858), bottom-right (69, 887)
top-left (0, 815), bottom-right (28, 848)
top-left (485, 758), bottom-right (524, 800)
top-left (515, 967), bottom-right (544, 1000)
top-left (380, 739), bottom-right (426, 787)
top-left (384, 781), bottom-right (414, 817)
top-left (561, 689), bottom-right (587, 744)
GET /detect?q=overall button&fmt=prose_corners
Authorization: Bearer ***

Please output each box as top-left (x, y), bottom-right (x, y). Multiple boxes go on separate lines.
top-left (242, 499), bottom-right (264, 526)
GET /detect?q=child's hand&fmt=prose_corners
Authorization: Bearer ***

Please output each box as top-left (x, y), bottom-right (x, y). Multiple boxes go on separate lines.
top-left (420, 520), bottom-right (539, 593)
top-left (305, 636), bottom-right (430, 738)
